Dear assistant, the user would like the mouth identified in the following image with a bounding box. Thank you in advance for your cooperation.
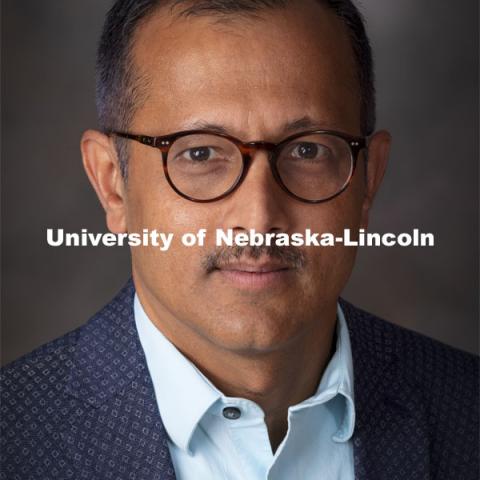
[213,260,292,289]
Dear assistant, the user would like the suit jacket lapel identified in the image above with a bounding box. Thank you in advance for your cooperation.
[341,299,430,480]
[63,280,176,480]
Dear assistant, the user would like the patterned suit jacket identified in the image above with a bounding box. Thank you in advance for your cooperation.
[1,280,478,479]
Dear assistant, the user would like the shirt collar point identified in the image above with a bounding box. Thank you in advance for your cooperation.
[332,429,351,443]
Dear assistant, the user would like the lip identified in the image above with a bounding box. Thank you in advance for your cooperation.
[214,261,292,289]
[218,261,289,273]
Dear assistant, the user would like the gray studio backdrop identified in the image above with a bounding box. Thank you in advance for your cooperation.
[2,0,478,364]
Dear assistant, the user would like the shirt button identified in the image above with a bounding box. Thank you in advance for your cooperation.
[222,406,241,420]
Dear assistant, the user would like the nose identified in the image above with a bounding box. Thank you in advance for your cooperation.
[219,149,291,235]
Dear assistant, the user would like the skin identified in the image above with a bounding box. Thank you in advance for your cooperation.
[82,0,390,452]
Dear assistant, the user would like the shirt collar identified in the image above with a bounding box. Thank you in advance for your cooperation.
[288,304,355,442]
[134,295,355,452]
[134,294,222,454]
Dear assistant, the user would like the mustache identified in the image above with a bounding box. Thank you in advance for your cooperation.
[202,244,307,273]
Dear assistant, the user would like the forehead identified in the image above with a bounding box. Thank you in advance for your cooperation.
[130,1,360,137]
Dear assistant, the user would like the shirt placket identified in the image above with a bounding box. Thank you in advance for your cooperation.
[221,399,274,480]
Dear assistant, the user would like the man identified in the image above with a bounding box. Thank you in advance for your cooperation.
[1,0,478,479]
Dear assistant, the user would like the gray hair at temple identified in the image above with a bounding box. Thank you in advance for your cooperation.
[96,0,376,177]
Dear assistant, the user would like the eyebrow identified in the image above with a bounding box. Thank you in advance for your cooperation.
[183,115,335,140]
[282,116,328,133]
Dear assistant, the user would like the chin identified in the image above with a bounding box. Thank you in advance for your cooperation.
[203,307,307,354]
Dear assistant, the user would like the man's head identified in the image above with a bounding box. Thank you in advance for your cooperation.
[82,0,390,356]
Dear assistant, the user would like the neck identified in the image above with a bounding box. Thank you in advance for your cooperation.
[135,279,337,453]
[194,334,336,451]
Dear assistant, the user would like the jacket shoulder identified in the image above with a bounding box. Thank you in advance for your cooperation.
[341,299,479,478]
[340,298,478,386]
[1,328,81,426]
[1,326,80,393]
[0,327,83,478]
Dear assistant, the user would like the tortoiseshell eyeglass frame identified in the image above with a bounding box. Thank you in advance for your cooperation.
[110,128,368,204]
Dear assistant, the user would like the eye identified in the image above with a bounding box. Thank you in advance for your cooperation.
[290,142,330,160]
[185,146,213,162]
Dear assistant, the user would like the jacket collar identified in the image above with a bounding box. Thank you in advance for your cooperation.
[340,299,430,479]
[64,279,177,479]
[65,278,144,406]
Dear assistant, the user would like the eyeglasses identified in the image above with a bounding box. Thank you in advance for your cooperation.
[111,128,367,203]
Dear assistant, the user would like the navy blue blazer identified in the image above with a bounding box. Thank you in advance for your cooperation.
[1,280,478,479]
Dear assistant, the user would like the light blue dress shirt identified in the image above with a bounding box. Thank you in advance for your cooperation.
[134,295,355,480]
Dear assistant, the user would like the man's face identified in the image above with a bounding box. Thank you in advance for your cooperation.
[93,1,387,353]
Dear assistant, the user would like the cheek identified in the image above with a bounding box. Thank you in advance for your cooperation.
[125,153,213,295]
[298,180,365,300]
[304,242,357,300]
[298,175,365,236]
[126,147,207,233]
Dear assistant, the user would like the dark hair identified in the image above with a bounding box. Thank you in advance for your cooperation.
[96,0,375,176]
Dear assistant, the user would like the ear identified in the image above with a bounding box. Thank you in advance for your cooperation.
[81,129,127,233]
[360,130,391,228]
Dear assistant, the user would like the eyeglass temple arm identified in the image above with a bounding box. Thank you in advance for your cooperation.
[110,131,157,146]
